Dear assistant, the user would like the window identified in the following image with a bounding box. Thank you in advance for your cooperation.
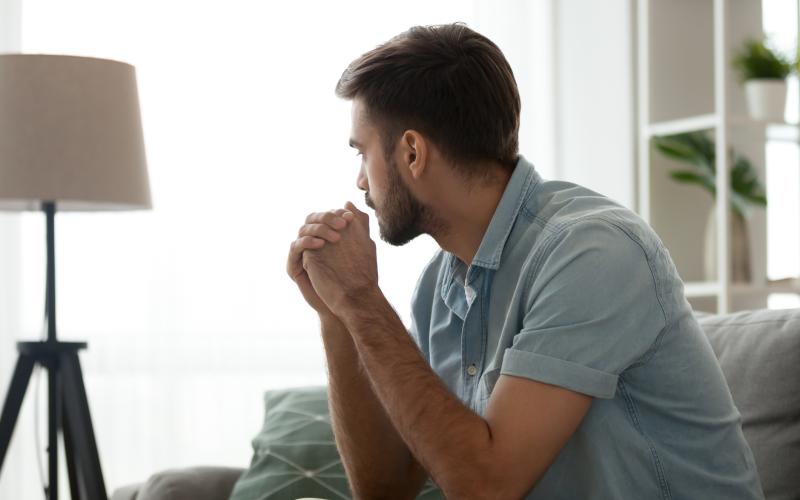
[9,0,554,493]
[763,0,800,309]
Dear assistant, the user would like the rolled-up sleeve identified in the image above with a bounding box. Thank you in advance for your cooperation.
[502,220,667,399]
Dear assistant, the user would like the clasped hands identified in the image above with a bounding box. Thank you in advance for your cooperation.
[286,201,380,320]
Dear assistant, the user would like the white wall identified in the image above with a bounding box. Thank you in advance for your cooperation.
[0,1,34,499]
[473,0,558,180]
[0,0,21,51]
[555,0,637,208]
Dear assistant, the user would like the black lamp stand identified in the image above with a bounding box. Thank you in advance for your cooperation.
[0,202,107,500]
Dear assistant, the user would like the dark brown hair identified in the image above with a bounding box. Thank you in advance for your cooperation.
[335,23,521,174]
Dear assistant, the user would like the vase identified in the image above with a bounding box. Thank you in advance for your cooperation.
[703,207,751,283]
[744,79,787,122]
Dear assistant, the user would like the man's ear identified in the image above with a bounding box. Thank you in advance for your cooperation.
[401,130,427,180]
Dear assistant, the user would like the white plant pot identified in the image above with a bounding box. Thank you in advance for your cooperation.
[744,79,787,122]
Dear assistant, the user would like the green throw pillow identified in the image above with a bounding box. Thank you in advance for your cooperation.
[229,386,444,500]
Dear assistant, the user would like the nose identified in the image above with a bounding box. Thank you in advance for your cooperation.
[356,163,368,192]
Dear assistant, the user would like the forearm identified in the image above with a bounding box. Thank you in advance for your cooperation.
[338,293,496,497]
[319,314,426,498]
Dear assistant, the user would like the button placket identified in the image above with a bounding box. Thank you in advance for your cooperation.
[461,268,484,395]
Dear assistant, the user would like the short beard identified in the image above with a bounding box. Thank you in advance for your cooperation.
[368,157,442,246]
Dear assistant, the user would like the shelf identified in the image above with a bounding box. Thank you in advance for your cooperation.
[644,114,800,142]
[643,114,719,138]
[731,278,800,296]
[684,281,721,298]
[637,0,794,314]
[684,278,800,298]
[728,116,800,142]
[766,123,800,143]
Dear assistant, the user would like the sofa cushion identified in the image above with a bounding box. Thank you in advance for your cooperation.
[697,308,800,500]
[229,386,442,500]
[134,466,244,500]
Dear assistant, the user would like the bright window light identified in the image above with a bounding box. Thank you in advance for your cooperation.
[15,0,553,493]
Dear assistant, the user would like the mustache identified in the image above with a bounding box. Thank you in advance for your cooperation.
[365,193,375,209]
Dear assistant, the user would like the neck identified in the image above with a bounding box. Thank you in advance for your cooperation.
[430,169,512,266]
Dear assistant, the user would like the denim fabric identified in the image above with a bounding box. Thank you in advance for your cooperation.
[409,156,764,499]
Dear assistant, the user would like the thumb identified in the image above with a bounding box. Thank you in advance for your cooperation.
[344,201,368,219]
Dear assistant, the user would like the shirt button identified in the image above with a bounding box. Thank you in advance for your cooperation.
[467,364,478,376]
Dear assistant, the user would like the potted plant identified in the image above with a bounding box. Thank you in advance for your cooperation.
[653,132,767,282]
[732,37,792,121]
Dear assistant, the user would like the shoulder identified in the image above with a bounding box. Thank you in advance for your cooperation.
[548,215,650,256]
[523,177,659,268]
[521,213,662,309]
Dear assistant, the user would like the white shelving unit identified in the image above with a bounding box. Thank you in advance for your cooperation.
[637,0,800,313]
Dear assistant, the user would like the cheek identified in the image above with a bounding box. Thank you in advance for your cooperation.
[365,161,387,196]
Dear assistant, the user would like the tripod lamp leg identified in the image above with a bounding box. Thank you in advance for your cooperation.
[0,353,36,473]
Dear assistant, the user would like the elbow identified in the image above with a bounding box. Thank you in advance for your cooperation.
[350,482,416,500]
[348,462,427,500]
[434,462,528,500]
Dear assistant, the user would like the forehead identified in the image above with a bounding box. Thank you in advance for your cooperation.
[350,99,376,142]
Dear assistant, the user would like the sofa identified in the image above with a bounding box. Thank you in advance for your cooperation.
[111,307,800,500]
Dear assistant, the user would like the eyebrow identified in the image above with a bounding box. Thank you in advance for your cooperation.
[349,138,363,149]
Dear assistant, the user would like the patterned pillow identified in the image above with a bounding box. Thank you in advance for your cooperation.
[229,386,443,500]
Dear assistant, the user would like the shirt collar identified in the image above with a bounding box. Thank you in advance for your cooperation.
[467,154,539,270]
[439,155,540,304]
[469,155,539,270]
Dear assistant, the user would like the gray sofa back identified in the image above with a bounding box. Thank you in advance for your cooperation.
[698,308,800,500]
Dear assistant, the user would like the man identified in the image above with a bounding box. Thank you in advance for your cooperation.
[286,23,763,499]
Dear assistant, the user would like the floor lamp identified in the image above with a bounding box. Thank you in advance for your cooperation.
[0,54,151,500]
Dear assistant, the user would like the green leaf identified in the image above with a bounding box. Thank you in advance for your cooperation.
[655,131,768,211]
[732,37,792,82]
[669,170,716,197]
[654,133,715,175]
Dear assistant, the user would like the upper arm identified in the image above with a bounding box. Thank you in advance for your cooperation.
[504,220,666,398]
[484,374,592,498]
[479,220,665,496]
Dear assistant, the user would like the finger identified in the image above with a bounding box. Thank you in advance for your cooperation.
[323,209,350,228]
[295,235,326,249]
[344,201,369,224]
[344,201,367,217]
[305,211,349,229]
[334,208,355,221]
[288,237,325,276]
[298,223,341,242]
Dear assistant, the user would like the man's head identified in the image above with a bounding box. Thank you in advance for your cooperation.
[336,23,521,245]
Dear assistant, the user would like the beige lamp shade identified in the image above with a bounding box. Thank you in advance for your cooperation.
[0,54,151,211]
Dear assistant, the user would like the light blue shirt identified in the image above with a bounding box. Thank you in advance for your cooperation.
[409,156,764,499]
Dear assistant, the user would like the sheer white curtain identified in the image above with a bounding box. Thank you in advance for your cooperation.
[0,1,33,499]
[2,0,555,496]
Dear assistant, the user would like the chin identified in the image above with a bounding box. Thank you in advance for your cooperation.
[379,223,420,247]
